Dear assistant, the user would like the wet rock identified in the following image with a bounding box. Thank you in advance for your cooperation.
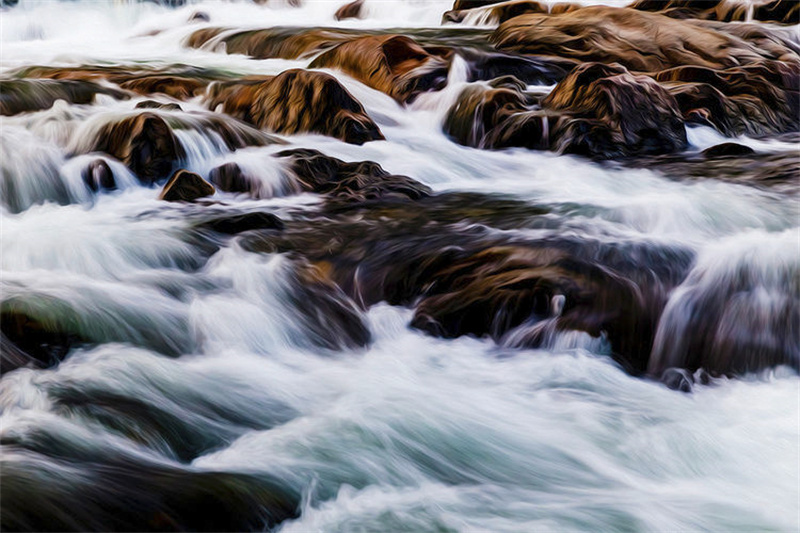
[276,148,432,202]
[444,0,548,25]
[208,162,257,194]
[135,100,183,111]
[242,192,692,373]
[186,27,354,60]
[457,47,571,85]
[0,311,81,370]
[702,142,755,158]
[660,368,694,392]
[92,112,185,184]
[490,6,798,72]
[544,63,687,158]
[120,75,207,99]
[309,34,451,103]
[0,79,126,116]
[0,333,44,374]
[453,0,503,9]
[286,260,372,350]
[159,169,215,202]
[443,82,550,150]
[207,69,384,144]
[648,243,800,377]
[624,149,800,195]
[81,159,116,192]
[335,0,364,20]
[630,0,799,25]
[199,212,284,234]
[654,62,800,137]
[189,10,210,22]
[2,445,300,532]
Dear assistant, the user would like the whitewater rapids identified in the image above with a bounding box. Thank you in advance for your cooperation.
[1,0,798,531]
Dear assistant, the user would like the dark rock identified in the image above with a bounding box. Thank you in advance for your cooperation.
[660,368,694,392]
[186,27,354,60]
[702,142,755,158]
[0,311,80,370]
[208,162,256,194]
[242,192,692,374]
[199,212,284,234]
[544,63,687,158]
[91,112,185,184]
[276,148,432,202]
[189,10,211,22]
[135,100,183,111]
[81,159,116,192]
[207,69,383,145]
[309,34,451,103]
[457,47,572,85]
[0,79,127,116]
[334,0,364,20]
[443,83,551,150]
[159,169,215,202]
[654,62,800,137]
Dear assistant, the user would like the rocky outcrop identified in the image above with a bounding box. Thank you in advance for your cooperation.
[91,112,185,184]
[543,63,687,158]
[654,62,800,137]
[159,169,215,202]
[309,35,451,103]
[186,27,355,60]
[445,63,687,158]
[490,6,798,72]
[207,69,384,144]
[277,148,432,202]
[0,79,127,116]
[630,0,799,25]
[242,192,693,374]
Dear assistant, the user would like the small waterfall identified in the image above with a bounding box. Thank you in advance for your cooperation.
[649,228,800,377]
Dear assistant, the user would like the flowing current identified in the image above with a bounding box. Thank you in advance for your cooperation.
[1,1,799,531]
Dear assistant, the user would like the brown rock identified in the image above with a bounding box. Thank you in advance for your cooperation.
[309,34,451,103]
[91,112,185,184]
[0,79,126,116]
[490,6,796,72]
[207,69,383,144]
[334,0,364,20]
[158,169,215,202]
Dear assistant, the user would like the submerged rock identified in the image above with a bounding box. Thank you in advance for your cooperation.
[207,69,384,144]
[135,100,183,111]
[198,212,284,234]
[702,142,756,158]
[309,34,451,103]
[81,159,116,192]
[276,148,432,202]
[0,79,126,116]
[159,169,215,202]
[208,162,256,194]
[0,311,82,371]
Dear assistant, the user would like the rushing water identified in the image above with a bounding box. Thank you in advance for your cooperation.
[1,1,799,531]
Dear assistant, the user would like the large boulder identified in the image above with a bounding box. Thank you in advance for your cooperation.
[207,69,384,144]
[309,34,451,103]
[490,6,795,72]
[543,62,687,158]
[159,169,215,202]
[91,112,185,184]
[654,62,800,136]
